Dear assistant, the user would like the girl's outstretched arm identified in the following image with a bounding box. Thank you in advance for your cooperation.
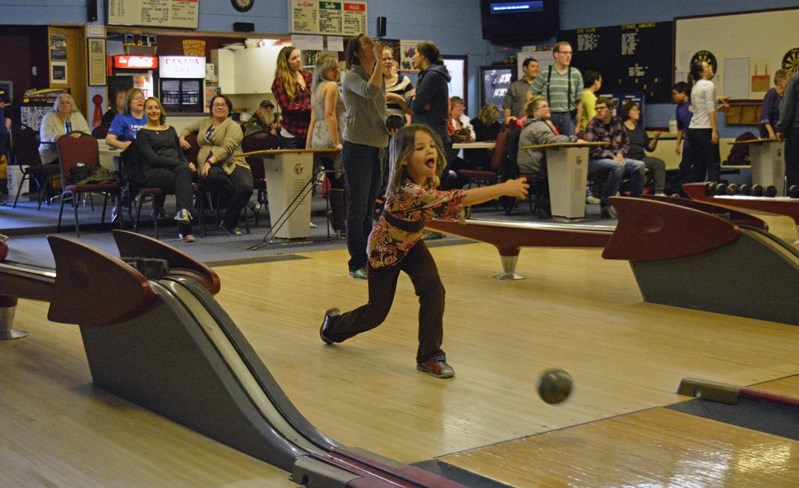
[462,177,529,206]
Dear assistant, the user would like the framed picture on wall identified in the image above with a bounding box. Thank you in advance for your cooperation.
[88,38,107,86]
[51,62,68,84]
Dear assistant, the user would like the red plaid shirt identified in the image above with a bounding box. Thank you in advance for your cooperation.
[271,71,312,139]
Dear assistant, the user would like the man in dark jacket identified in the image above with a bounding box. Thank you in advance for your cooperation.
[777,71,799,188]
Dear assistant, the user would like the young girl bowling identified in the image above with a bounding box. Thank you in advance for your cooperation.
[319,124,529,378]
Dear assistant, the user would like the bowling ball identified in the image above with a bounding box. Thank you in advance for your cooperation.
[789,185,799,198]
[738,184,751,196]
[726,183,739,195]
[764,185,778,198]
[751,184,764,197]
[714,183,727,195]
[537,368,574,405]
[704,182,716,196]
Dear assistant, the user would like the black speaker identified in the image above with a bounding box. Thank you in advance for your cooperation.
[87,0,98,21]
[377,16,387,38]
[233,22,255,32]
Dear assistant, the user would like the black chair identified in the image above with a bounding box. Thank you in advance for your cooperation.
[118,145,167,238]
[456,128,506,189]
[10,125,60,209]
[56,133,120,237]
[241,131,278,226]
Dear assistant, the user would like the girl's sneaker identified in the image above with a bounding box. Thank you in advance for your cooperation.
[417,355,454,378]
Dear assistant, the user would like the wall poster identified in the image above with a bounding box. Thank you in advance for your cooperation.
[88,38,107,86]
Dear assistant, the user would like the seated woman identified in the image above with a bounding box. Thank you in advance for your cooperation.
[448,96,475,143]
[101,88,127,128]
[621,101,667,195]
[106,88,147,151]
[464,103,502,169]
[179,94,253,236]
[38,93,91,167]
[517,96,578,176]
[134,97,197,242]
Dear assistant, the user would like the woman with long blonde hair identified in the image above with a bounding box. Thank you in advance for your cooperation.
[271,46,312,149]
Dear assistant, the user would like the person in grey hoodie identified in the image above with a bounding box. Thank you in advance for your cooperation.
[517,96,578,176]
[341,34,388,279]
[777,71,799,188]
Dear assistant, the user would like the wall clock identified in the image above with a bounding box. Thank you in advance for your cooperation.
[231,0,254,13]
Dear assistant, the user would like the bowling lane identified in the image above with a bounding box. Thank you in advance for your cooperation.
[212,243,799,467]
[438,407,799,486]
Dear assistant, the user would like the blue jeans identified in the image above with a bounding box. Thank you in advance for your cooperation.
[279,134,305,150]
[550,112,576,137]
[588,157,645,206]
[342,141,383,272]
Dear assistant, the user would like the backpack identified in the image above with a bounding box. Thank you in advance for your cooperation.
[725,131,756,165]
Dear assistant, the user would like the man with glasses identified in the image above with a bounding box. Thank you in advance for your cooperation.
[582,97,645,219]
[528,42,582,137]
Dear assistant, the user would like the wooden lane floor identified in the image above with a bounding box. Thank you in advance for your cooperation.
[440,406,799,486]
[3,238,799,486]
[216,243,799,481]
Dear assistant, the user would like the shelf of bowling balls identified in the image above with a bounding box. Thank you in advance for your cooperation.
[682,182,799,226]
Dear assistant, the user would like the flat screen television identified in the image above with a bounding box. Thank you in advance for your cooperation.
[479,65,515,123]
[480,0,559,43]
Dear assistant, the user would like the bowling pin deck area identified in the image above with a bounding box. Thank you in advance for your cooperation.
[2,196,799,486]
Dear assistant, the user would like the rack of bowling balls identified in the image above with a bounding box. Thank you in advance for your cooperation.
[704,182,799,198]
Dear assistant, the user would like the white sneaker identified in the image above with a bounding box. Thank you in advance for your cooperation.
[586,195,601,205]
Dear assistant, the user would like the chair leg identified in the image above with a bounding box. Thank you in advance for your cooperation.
[57,193,67,233]
[152,197,160,239]
[134,196,144,233]
[12,173,29,208]
[73,192,81,237]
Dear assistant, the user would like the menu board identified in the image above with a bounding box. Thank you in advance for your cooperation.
[289,0,367,36]
[561,21,673,103]
[107,0,199,29]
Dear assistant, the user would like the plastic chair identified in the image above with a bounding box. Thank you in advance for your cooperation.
[55,132,120,236]
[10,126,60,209]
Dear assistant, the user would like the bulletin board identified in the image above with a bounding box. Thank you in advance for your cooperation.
[675,7,799,100]
[561,22,673,103]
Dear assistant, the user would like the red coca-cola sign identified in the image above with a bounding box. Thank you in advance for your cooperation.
[113,55,158,70]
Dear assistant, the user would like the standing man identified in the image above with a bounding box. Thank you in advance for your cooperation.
[529,41,582,136]
[577,70,602,136]
[777,70,799,189]
[582,97,645,218]
[503,57,538,125]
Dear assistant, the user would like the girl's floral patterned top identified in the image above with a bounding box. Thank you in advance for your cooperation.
[368,181,466,269]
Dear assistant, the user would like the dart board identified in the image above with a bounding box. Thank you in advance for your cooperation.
[690,50,717,72]
[782,48,799,74]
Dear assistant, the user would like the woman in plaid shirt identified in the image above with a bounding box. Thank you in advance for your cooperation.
[271,46,312,149]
